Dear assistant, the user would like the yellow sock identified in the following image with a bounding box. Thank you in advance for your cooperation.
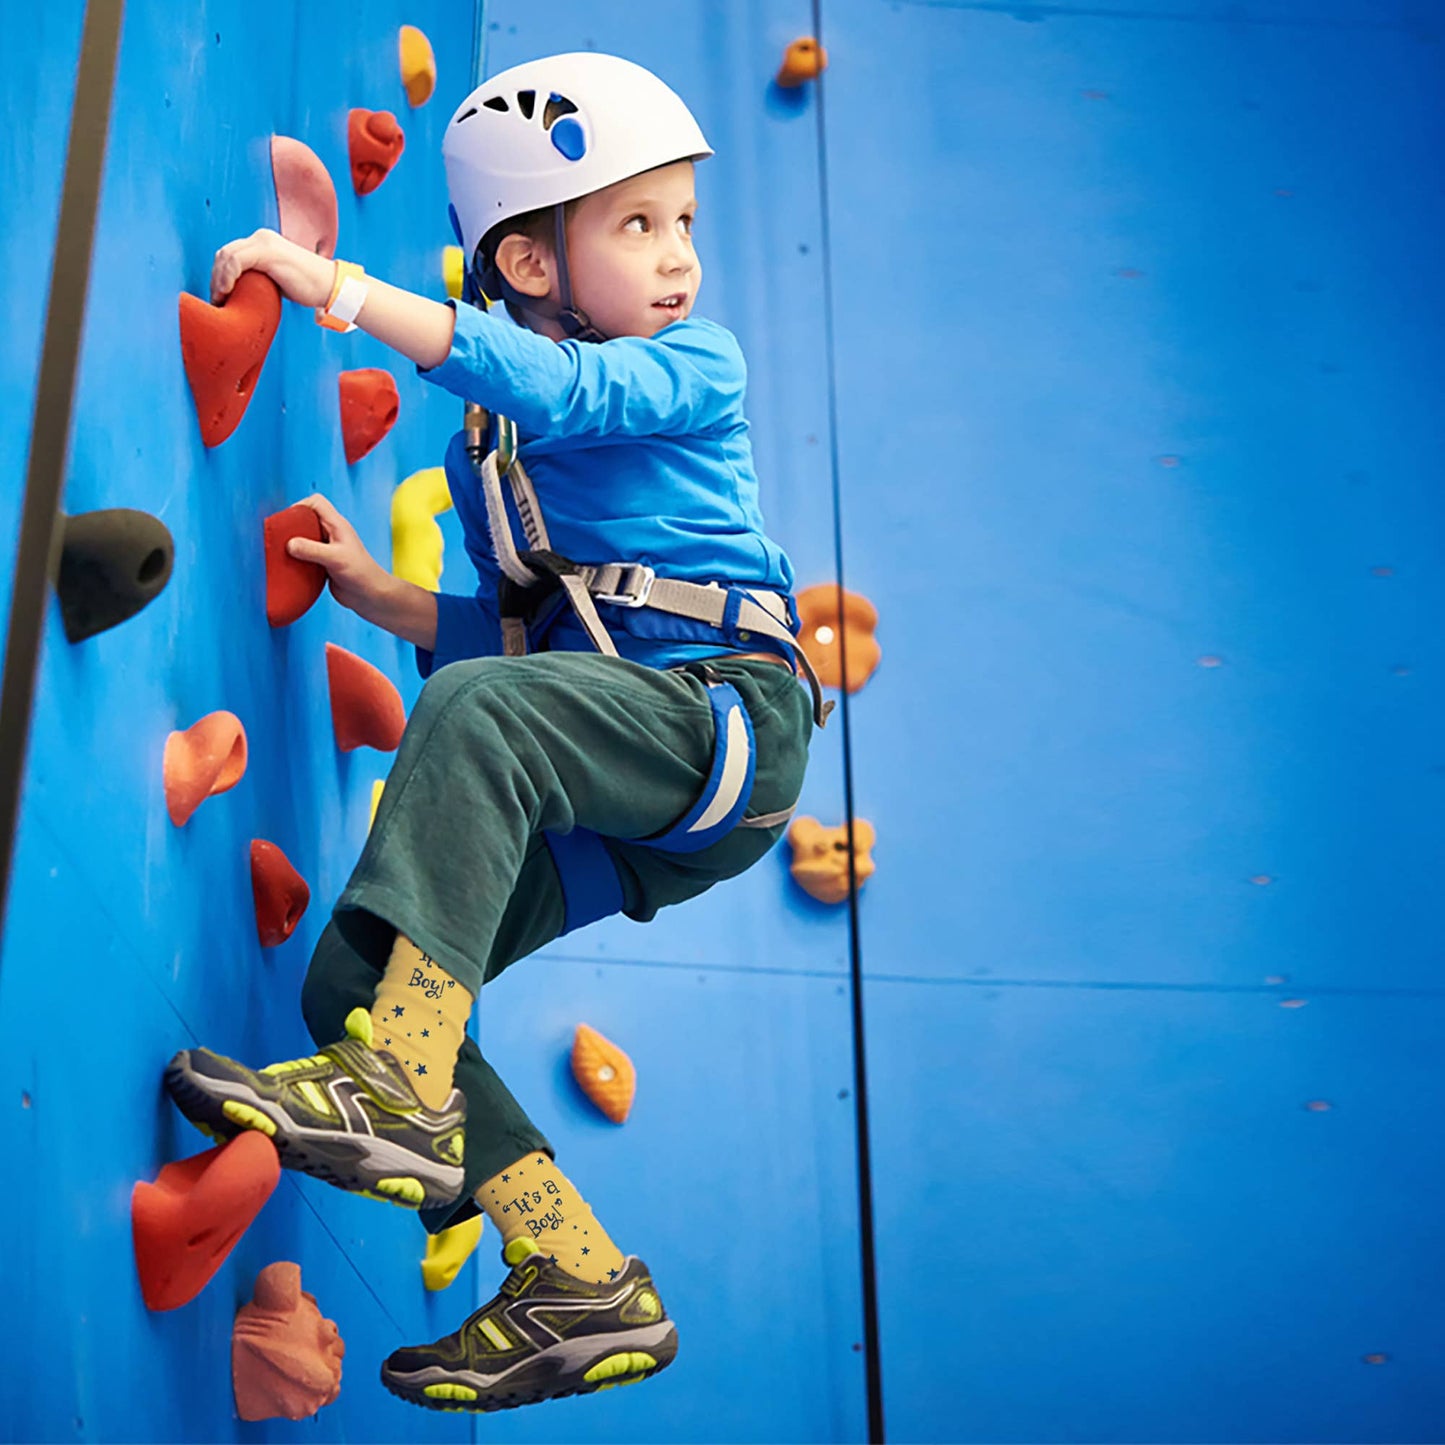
[476,1153,627,1286]
[368,935,473,1110]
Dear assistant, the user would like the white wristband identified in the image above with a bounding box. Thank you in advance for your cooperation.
[328,275,370,330]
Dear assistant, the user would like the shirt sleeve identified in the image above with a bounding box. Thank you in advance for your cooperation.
[413,586,504,679]
[418,302,745,439]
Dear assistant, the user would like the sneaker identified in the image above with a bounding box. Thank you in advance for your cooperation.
[162,1007,466,1210]
[380,1237,678,1412]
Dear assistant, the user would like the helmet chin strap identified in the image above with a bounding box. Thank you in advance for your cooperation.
[475,204,607,343]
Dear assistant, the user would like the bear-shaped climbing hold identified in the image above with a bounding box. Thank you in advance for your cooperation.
[794,584,881,693]
[232,1261,345,1421]
[132,1132,280,1311]
[399,25,436,107]
[179,270,282,447]
[270,136,338,259]
[263,503,327,627]
[325,643,406,752]
[348,109,405,195]
[776,37,828,87]
[57,507,174,643]
[391,466,453,590]
[571,1023,637,1124]
[250,840,311,948]
[164,711,248,826]
[786,816,876,905]
[422,1214,483,1291]
[339,368,400,465]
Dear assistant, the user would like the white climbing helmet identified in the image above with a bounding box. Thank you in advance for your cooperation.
[443,52,713,274]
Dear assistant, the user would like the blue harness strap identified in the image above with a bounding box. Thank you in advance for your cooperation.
[541,679,758,934]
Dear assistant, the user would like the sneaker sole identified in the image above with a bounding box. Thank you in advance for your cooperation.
[163,1055,464,1211]
[380,1322,679,1413]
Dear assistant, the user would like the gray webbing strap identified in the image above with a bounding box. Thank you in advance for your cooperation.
[739,806,797,830]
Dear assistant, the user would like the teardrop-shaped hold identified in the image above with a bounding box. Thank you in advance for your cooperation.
[398,25,436,107]
[570,1023,637,1124]
[250,840,311,947]
[421,1214,482,1291]
[57,508,174,643]
[131,1132,280,1311]
[348,109,405,196]
[391,466,453,590]
[326,643,405,752]
[270,136,339,259]
[339,368,400,464]
[776,37,828,88]
[795,584,882,693]
[233,1262,345,1421]
[263,503,327,627]
[164,711,248,826]
[179,270,283,447]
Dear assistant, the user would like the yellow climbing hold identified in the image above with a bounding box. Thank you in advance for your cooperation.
[369,779,385,830]
[443,245,463,300]
[391,466,453,590]
[399,26,436,107]
[422,1214,484,1290]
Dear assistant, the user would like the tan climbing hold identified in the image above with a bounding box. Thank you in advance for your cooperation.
[422,1214,483,1290]
[776,37,828,88]
[232,1261,344,1421]
[269,136,338,259]
[391,466,453,591]
[571,1024,636,1124]
[399,25,437,107]
[164,712,248,826]
[795,584,882,693]
[786,816,876,905]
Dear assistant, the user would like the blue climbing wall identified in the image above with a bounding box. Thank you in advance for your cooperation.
[7,0,1445,1441]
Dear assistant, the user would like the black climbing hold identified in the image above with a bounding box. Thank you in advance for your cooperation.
[57,508,174,643]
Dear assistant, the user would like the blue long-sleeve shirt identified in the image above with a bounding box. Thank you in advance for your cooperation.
[412,301,796,676]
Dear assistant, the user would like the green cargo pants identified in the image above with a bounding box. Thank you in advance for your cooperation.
[298,649,814,1232]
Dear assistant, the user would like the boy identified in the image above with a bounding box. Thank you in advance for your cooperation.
[164,52,825,1413]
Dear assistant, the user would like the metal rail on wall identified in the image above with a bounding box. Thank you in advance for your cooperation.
[0,0,127,965]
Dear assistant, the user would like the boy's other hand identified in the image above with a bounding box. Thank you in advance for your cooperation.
[211,228,333,309]
[286,494,395,617]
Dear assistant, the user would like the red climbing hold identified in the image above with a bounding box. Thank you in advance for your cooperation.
[348,109,405,195]
[131,1132,281,1311]
[164,711,248,826]
[263,503,327,627]
[339,368,400,464]
[326,643,406,752]
[270,135,339,259]
[233,1261,345,1420]
[250,840,311,947]
[178,270,282,447]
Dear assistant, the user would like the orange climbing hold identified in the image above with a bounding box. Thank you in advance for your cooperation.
[269,136,338,258]
[795,584,882,693]
[250,840,311,947]
[399,25,437,107]
[570,1023,637,1124]
[263,503,327,627]
[348,108,405,195]
[776,37,828,87]
[339,368,400,464]
[164,711,248,826]
[326,643,406,752]
[131,1132,281,1311]
[179,270,282,447]
[787,816,876,904]
[232,1261,345,1421]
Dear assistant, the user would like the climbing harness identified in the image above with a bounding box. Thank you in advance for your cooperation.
[463,404,831,935]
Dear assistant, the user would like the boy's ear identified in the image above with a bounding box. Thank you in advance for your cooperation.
[493,233,553,298]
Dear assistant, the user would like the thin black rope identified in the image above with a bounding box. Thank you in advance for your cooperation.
[0,0,127,964]
[808,4,886,1438]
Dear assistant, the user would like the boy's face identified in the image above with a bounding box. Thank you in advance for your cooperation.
[563,161,701,339]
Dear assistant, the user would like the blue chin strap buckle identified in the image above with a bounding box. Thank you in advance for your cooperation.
[542,679,758,935]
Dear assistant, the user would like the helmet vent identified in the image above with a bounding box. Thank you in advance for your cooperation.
[482,96,508,113]
[455,106,479,123]
[516,89,536,120]
[543,94,579,129]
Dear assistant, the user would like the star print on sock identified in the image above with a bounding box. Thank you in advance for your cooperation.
[415,1064,427,1077]
[608,1268,619,1280]
[501,1174,510,1183]
[421,1028,430,1038]
[391,1005,405,1018]
[581,1246,590,1256]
